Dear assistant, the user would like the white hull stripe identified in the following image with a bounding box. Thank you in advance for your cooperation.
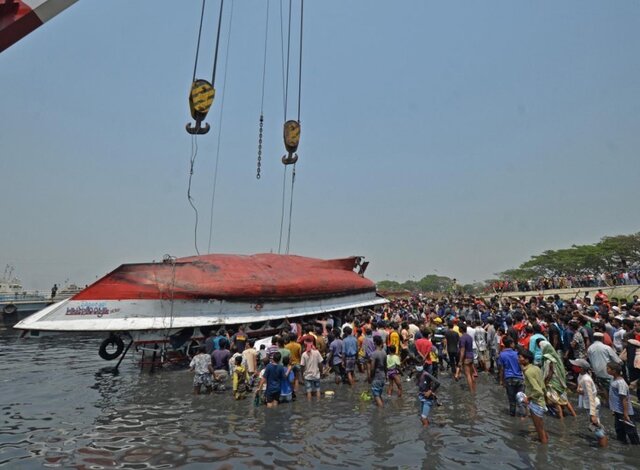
[15,293,388,332]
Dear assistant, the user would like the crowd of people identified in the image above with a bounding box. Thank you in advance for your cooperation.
[189,290,640,446]
[490,271,640,293]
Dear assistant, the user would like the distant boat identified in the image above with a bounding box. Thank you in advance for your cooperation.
[0,265,82,323]
[0,265,48,319]
[15,253,386,363]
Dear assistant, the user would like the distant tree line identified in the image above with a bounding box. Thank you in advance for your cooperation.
[376,275,483,295]
[498,232,640,279]
[376,232,640,294]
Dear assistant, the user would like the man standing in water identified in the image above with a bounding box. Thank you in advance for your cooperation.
[443,321,459,373]
[328,330,345,384]
[255,351,286,408]
[342,326,358,386]
[519,349,548,444]
[607,362,639,445]
[415,326,434,374]
[369,335,387,407]
[455,324,476,393]
[189,346,214,395]
[570,358,608,447]
[285,334,302,397]
[498,337,524,417]
[242,339,259,380]
[417,365,441,427]
[300,339,323,400]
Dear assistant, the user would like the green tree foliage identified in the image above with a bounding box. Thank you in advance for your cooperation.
[377,233,640,291]
[460,283,484,294]
[499,268,539,280]
[502,232,640,278]
[417,275,454,293]
[598,233,640,268]
[376,280,402,291]
[376,274,455,294]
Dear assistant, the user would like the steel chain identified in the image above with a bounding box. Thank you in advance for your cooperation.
[257,114,263,179]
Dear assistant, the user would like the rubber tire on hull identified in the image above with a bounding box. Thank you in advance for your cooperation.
[99,335,125,361]
[3,304,17,315]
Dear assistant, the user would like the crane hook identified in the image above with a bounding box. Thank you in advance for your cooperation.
[281,120,300,165]
[186,79,215,135]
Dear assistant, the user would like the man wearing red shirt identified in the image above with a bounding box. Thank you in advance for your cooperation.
[298,324,316,348]
[415,327,433,373]
[518,325,533,350]
[595,289,609,303]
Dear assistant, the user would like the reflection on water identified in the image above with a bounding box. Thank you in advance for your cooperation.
[1,328,639,469]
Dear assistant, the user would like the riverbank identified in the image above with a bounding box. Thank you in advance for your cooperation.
[480,284,640,302]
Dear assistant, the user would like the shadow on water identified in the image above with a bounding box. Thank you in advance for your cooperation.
[1,329,639,469]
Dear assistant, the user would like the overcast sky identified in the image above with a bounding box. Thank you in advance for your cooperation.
[1,0,639,290]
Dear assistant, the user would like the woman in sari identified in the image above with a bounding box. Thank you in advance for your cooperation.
[539,339,577,418]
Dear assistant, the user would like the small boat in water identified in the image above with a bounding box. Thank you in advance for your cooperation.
[0,265,49,319]
[1,265,83,323]
[15,253,386,364]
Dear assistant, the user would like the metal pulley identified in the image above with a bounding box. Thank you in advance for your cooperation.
[186,79,215,135]
[281,120,300,165]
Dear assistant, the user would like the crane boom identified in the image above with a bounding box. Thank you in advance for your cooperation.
[0,0,78,53]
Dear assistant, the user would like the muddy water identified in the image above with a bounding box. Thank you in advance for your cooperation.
[1,329,638,469]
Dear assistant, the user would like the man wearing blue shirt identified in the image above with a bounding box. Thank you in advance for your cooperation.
[498,337,524,416]
[342,326,358,386]
[255,351,287,408]
[328,331,345,384]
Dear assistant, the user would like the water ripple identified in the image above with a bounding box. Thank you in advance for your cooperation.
[1,330,640,468]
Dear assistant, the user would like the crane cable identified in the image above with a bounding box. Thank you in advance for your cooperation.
[186,0,208,255]
[279,0,287,120]
[285,164,296,254]
[207,0,235,254]
[279,0,303,254]
[283,0,293,120]
[257,0,271,180]
[276,0,292,254]
[297,0,303,124]
[210,0,225,88]
[191,0,207,83]
[187,0,226,255]
[286,0,303,255]
[187,135,200,255]
[277,165,287,254]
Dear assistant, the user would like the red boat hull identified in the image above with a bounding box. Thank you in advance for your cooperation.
[15,254,386,332]
[73,254,375,302]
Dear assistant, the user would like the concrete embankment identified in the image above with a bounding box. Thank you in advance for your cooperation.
[480,284,640,302]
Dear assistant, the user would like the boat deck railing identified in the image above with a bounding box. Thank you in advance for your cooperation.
[0,290,81,302]
[0,291,48,302]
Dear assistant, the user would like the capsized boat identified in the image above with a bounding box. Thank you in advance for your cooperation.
[15,253,387,363]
